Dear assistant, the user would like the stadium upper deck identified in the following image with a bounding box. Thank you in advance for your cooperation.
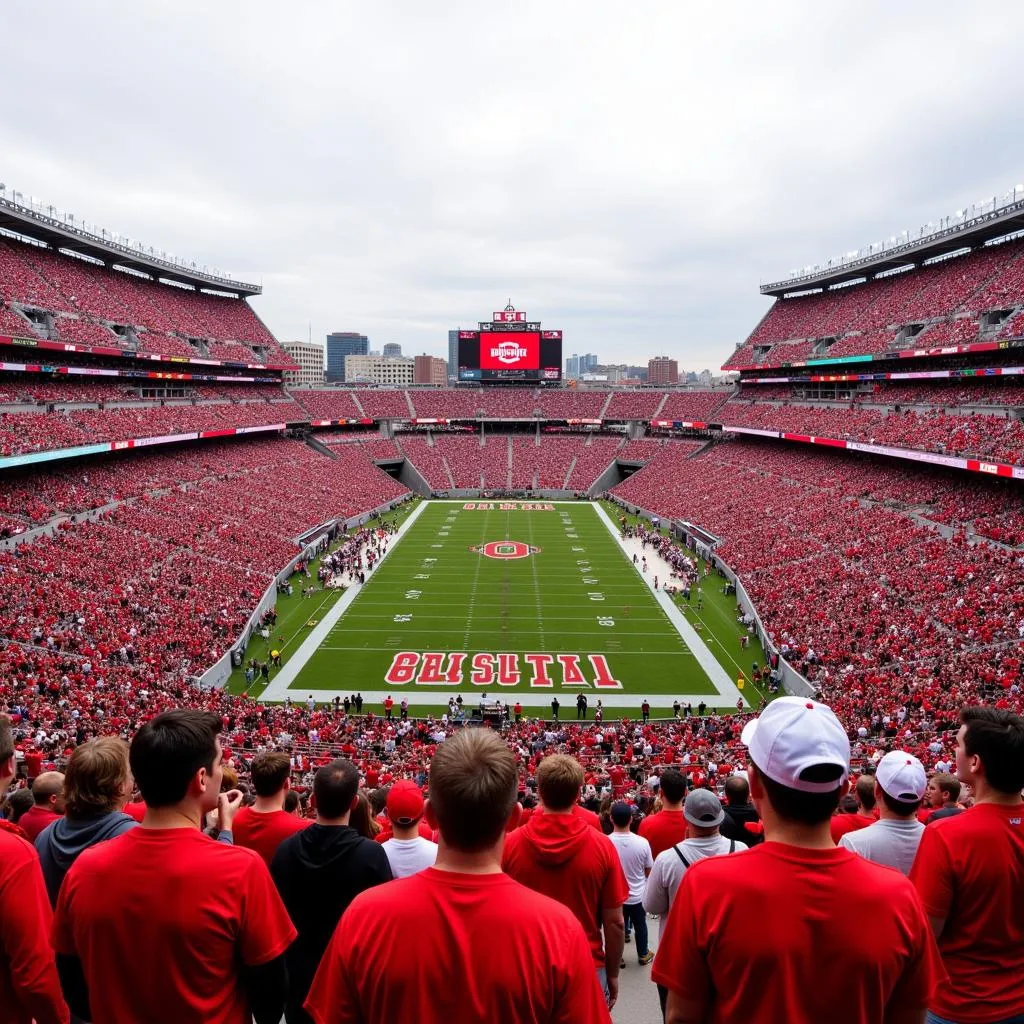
[728,195,1024,372]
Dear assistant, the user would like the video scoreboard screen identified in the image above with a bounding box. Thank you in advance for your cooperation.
[458,307,562,382]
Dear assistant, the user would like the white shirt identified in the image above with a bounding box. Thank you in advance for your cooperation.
[644,834,748,939]
[839,818,924,876]
[608,830,653,904]
[381,836,438,879]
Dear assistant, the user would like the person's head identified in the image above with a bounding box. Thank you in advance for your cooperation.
[742,697,850,828]
[349,789,380,838]
[5,787,34,823]
[874,751,926,817]
[63,737,132,818]
[426,728,517,852]
[723,774,750,807]
[283,790,300,816]
[387,780,425,830]
[925,772,960,808]
[536,754,584,812]
[129,709,223,812]
[250,751,292,799]
[854,775,876,812]
[220,764,239,793]
[31,771,66,814]
[659,768,687,807]
[0,715,15,791]
[610,801,633,831]
[313,759,360,821]
[956,706,1024,797]
[369,786,389,816]
[684,789,725,837]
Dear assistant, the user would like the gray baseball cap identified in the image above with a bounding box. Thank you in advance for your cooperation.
[684,788,725,828]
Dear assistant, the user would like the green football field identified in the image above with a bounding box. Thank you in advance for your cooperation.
[255,500,753,710]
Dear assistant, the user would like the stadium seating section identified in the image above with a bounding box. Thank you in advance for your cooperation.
[725,236,1024,368]
[0,237,294,365]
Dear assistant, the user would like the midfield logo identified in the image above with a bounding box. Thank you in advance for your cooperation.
[470,540,541,559]
[384,651,622,689]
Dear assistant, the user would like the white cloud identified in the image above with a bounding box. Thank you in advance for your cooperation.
[2,0,1023,369]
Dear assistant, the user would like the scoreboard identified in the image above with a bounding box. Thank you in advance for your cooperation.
[458,305,562,383]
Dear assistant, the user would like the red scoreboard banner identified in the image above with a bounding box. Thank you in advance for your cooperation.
[479,331,541,370]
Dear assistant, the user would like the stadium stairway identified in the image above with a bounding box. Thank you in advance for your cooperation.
[404,390,416,417]
[349,391,367,416]
[506,436,513,489]
[562,456,577,489]
[441,455,457,489]
[304,434,338,460]
[598,391,614,418]
[652,391,670,417]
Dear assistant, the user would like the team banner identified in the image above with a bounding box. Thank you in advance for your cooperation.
[479,331,541,371]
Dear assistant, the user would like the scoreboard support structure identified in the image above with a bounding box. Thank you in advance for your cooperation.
[458,301,562,384]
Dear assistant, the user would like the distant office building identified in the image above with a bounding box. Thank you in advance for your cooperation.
[448,330,460,382]
[325,332,369,382]
[382,343,403,357]
[345,354,414,386]
[648,357,679,387]
[414,355,447,386]
[281,342,324,386]
[581,353,599,371]
[565,354,580,378]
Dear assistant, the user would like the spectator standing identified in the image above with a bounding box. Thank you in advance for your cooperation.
[608,801,655,967]
[0,714,69,1024]
[52,710,295,1024]
[652,696,944,1024]
[233,750,311,865]
[19,771,65,842]
[922,772,964,824]
[35,737,137,907]
[639,768,688,859]
[911,707,1024,1024]
[719,773,763,847]
[645,789,747,1018]
[829,773,877,844]
[839,751,926,876]
[503,754,628,1010]
[305,730,608,1023]
[380,780,438,878]
[270,759,392,1024]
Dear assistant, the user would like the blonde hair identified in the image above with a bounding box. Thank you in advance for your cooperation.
[63,738,131,817]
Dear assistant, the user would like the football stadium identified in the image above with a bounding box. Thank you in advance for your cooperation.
[2,5,1023,1024]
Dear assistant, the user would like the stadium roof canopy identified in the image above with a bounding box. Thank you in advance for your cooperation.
[0,193,261,297]
[762,192,1024,298]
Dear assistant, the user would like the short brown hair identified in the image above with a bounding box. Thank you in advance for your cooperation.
[428,729,517,851]
[854,774,876,811]
[64,738,131,817]
[536,754,584,812]
[250,751,292,797]
[933,772,960,802]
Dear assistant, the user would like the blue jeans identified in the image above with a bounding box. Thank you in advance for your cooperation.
[623,901,649,957]
[595,968,611,1009]
[927,1015,1024,1024]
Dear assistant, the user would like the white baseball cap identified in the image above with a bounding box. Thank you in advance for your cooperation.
[741,696,850,793]
[875,751,927,802]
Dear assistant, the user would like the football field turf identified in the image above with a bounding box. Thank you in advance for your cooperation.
[260,500,744,710]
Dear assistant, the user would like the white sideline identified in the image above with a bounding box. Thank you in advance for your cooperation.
[590,503,747,708]
[259,501,429,701]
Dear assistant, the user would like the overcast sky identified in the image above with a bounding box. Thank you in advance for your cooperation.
[3,1,1024,370]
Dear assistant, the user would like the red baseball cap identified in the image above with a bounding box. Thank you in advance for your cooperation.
[387,780,424,825]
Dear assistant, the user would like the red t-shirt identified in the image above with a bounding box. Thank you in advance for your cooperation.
[17,805,61,843]
[24,752,42,778]
[639,809,687,859]
[232,807,312,865]
[573,804,602,831]
[910,801,1024,1023]
[829,812,875,844]
[122,801,146,822]
[53,827,296,1024]
[305,868,609,1024]
[652,842,944,1024]
[0,830,68,1024]
[503,812,629,968]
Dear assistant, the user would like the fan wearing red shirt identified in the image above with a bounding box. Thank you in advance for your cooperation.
[829,774,878,843]
[233,750,311,865]
[0,715,69,1024]
[18,771,65,843]
[52,710,296,1024]
[638,768,688,858]
[503,754,629,1011]
[910,706,1024,1024]
[653,697,944,1024]
[305,729,608,1024]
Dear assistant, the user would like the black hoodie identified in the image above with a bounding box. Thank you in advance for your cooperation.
[35,811,137,907]
[720,802,764,847]
[270,823,392,1021]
